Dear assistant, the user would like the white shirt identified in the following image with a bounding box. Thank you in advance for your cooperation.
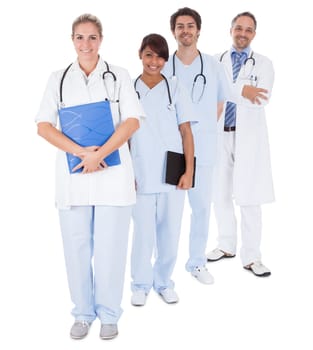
[36,58,145,208]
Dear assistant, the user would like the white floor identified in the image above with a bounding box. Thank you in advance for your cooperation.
[2,192,311,350]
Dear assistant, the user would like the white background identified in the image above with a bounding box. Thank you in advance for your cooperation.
[1,0,312,349]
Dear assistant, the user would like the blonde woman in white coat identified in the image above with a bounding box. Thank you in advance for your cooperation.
[206,12,274,277]
[36,14,144,340]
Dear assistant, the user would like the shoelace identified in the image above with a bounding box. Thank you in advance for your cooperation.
[75,321,89,328]
[196,266,208,272]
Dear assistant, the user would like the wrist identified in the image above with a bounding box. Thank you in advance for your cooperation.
[72,145,84,155]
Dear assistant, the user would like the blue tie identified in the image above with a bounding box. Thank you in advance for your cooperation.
[224,52,244,128]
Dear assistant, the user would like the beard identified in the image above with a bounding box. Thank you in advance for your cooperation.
[234,36,250,49]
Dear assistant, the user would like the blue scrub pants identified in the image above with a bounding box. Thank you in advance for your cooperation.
[59,205,131,324]
[131,190,185,293]
[185,164,214,271]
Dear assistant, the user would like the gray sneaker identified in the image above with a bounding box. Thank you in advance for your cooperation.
[100,324,118,340]
[70,321,91,339]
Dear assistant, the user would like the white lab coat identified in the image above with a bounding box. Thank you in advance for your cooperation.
[217,50,275,205]
[36,59,144,208]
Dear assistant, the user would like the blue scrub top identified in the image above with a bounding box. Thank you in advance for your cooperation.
[130,78,196,194]
[163,53,229,165]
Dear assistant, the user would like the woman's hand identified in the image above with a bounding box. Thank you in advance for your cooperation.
[72,146,107,173]
[177,172,193,190]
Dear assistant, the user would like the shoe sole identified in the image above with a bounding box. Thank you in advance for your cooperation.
[70,333,89,340]
[191,275,214,285]
[100,333,118,340]
[207,254,236,262]
[161,299,179,304]
[131,302,146,306]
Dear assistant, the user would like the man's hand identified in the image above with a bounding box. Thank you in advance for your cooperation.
[242,85,268,105]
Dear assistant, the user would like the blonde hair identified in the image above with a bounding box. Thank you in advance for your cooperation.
[72,13,103,38]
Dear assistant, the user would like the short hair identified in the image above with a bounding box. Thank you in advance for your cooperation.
[139,33,169,61]
[170,7,202,32]
[72,13,103,38]
[231,11,257,30]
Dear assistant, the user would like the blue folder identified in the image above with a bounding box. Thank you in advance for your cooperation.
[58,100,121,173]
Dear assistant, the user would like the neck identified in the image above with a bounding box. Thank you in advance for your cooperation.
[141,72,163,88]
[175,45,199,65]
[78,56,99,76]
[233,45,250,53]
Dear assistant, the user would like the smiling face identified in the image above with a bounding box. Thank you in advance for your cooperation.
[172,15,200,48]
[140,46,166,76]
[72,21,103,64]
[230,15,256,51]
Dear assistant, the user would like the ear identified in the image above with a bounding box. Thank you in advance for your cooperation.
[138,50,142,59]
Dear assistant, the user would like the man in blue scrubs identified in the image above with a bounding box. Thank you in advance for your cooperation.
[163,7,228,284]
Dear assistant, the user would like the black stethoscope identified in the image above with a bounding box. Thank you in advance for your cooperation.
[134,73,174,111]
[220,50,255,80]
[59,60,119,106]
[172,50,206,103]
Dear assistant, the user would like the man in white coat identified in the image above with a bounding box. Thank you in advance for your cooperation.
[206,12,275,277]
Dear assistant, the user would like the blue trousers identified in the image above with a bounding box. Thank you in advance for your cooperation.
[185,164,214,271]
[59,205,131,324]
[131,190,185,293]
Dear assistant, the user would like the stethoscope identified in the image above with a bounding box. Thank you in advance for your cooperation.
[59,60,119,106]
[102,61,119,103]
[172,50,206,103]
[220,50,256,83]
[134,73,174,111]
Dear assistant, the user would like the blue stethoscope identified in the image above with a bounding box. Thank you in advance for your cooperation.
[134,73,174,111]
[59,61,119,106]
[172,50,206,103]
[220,50,256,84]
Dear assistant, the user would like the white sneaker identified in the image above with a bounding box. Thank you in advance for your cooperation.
[244,261,271,277]
[159,288,179,304]
[131,290,147,306]
[191,266,214,284]
[206,248,235,262]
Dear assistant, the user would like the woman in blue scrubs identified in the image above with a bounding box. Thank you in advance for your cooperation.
[130,34,196,306]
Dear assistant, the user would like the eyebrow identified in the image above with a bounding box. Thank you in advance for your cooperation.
[176,21,196,26]
[234,25,254,30]
[74,33,99,37]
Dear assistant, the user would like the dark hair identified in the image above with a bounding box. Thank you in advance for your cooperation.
[139,33,169,61]
[231,11,257,30]
[170,7,202,32]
